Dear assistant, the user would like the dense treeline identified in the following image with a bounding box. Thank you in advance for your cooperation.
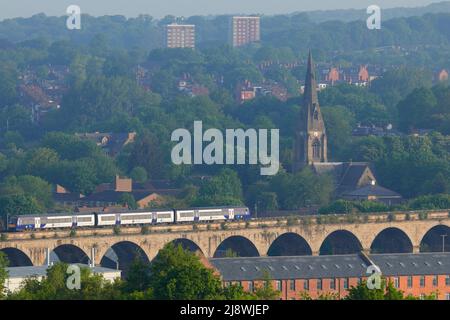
[1,12,450,66]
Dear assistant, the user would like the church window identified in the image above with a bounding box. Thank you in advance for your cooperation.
[312,139,321,160]
[313,109,319,120]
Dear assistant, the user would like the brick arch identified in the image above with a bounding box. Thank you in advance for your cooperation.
[319,229,363,255]
[213,235,260,258]
[98,239,150,275]
[420,223,450,252]
[0,247,33,266]
[267,232,312,256]
[370,227,413,254]
[52,243,90,264]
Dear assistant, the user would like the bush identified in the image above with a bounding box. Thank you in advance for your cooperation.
[141,226,149,235]
[113,225,121,235]
[319,200,354,215]
[409,194,450,210]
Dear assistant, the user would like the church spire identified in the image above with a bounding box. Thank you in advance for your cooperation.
[304,50,319,107]
[292,50,328,172]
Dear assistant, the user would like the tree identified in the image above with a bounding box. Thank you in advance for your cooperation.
[128,132,166,180]
[0,194,43,222]
[346,278,406,300]
[0,175,53,209]
[321,106,355,160]
[397,87,437,132]
[149,243,223,300]
[253,272,281,300]
[8,263,123,300]
[129,166,148,183]
[270,168,334,210]
[195,169,244,206]
[0,252,8,299]
[409,194,450,210]
[123,257,152,294]
[118,193,138,210]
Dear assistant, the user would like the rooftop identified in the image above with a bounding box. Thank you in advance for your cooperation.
[210,253,450,281]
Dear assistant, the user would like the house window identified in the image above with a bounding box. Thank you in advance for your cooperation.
[343,278,349,290]
[433,276,438,287]
[393,277,400,288]
[420,276,425,287]
[275,280,282,291]
[317,279,322,290]
[407,276,413,288]
[330,279,336,290]
[446,293,450,301]
[312,139,321,160]
[303,280,309,291]
[290,280,296,291]
[248,281,254,292]
[446,275,450,286]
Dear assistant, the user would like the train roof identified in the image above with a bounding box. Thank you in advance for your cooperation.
[11,212,95,218]
[95,208,174,214]
[175,206,249,211]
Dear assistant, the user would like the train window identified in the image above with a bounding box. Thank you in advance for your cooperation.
[121,214,151,220]
[77,217,93,222]
[179,212,194,217]
[47,218,72,223]
[19,218,35,225]
[100,216,116,221]
[157,213,172,218]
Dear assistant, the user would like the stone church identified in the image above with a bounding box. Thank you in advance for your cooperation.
[293,51,402,205]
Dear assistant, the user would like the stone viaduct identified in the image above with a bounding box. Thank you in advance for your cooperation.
[0,211,449,273]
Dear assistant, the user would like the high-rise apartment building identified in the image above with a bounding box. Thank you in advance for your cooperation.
[230,16,261,47]
[165,23,195,48]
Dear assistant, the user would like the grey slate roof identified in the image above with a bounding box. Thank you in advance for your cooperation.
[210,253,450,281]
[342,184,402,198]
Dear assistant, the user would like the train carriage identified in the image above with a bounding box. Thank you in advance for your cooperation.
[8,212,95,231]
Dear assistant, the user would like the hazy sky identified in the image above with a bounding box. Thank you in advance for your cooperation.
[0,0,445,20]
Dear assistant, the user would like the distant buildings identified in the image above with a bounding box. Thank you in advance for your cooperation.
[52,176,181,209]
[235,80,288,103]
[209,253,450,300]
[165,23,195,48]
[320,65,373,87]
[230,16,261,47]
[436,69,449,83]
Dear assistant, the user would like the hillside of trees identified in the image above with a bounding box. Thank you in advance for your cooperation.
[0,10,449,220]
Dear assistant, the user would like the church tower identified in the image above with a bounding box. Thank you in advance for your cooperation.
[293,50,328,172]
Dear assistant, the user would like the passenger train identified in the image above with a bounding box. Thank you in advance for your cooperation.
[6,206,250,232]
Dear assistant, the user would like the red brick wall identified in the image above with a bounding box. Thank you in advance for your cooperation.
[231,275,450,300]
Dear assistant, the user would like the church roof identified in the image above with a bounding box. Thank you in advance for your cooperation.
[312,162,372,188]
[342,184,402,198]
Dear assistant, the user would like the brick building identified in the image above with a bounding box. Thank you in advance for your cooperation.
[210,253,450,300]
[230,16,261,47]
[165,23,196,49]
